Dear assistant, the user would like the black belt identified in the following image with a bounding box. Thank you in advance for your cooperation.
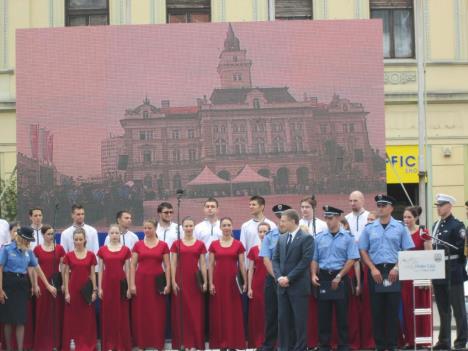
[375,263,396,269]
[319,269,341,275]
[4,271,27,278]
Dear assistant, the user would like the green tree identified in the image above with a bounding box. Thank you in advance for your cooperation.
[0,177,17,221]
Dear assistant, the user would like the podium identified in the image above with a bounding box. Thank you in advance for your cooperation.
[398,250,446,351]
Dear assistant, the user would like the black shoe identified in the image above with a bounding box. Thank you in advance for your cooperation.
[433,343,451,350]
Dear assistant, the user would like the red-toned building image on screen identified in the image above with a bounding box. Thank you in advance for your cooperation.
[16,20,385,227]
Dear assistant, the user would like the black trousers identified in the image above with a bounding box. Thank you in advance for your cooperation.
[317,271,349,351]
[368,267,400,351]
[277,291,309,351]
[434,283,467,348]
[262,275,278,350]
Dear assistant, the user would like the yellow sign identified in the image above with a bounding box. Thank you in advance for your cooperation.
[386,145,419,184]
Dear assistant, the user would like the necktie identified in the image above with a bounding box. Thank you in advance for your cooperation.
[286,233,292,253]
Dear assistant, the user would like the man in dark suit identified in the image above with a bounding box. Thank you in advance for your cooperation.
[273,209,314,351]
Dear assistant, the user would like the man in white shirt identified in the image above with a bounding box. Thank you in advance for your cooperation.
[194,197,222,251]
[104,210,139,249]
[345,190,369,242]
[299,196,327,236]
[156,202,179,250]
[240,195,277,260]
[29,207,45,249]
[60,204,99,254]
[0,218,10,246]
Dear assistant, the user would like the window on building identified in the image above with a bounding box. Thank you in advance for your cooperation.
[172,149,181,161]
[143,150,151,164]
[275,0,313,20]
[65,0,109,26]
[167,0,210,23]
[293,135,304,152]
[354,149,364,162]
[253,98,260,109]
[370,0,414,59]
[320,124,328,134]
[234,138,246,155]
[273,136,285,153]
[139,130,152,140]
[215,139,227,156]
[188,129,195,139]
[188,149,196,161]
[143,111,149,119]
[173,174,182,190]
[254,138,266,154]
[172,129,180,140]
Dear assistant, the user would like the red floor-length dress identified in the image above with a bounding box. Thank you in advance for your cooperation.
[307,295,319,348]
[132,240,169,349]
[247,245,267,348]
[209,239,246,349]
[62,251,97,351]
[401,229,432,347]
[171,239,207,350]
[360,264,375,349]
[330,268,361,349]
[33,244,65,350]
[98,245,132,351]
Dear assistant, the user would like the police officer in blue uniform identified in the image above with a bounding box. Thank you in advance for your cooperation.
[0,226,39,351]
[432,194,467,350]
[311,206,359,351]
[358,194,414,351]
[259,203,291,351]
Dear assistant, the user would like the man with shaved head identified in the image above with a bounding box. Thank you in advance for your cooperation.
[345,191,369,242]
[345,191,372,350]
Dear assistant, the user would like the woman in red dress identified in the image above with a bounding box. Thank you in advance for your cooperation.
[62,227,98,351]
[98,224,132,351]
[170,217,207,350]
[130,219,171,351]
[300,222,318,350]
[401,206,432,348]
[208,217,247,350]
[33,224,65,351]
[247,222,269,349]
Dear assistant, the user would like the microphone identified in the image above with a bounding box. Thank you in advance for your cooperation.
[418,225,431,241]
[176,189,185,199]
[311,194,317,210]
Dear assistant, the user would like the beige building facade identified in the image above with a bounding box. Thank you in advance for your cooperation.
[1,0,468,223]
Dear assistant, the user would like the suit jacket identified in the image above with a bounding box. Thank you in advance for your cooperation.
[272,229,314,296]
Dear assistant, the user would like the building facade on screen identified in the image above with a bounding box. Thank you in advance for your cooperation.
[102,24,384,199]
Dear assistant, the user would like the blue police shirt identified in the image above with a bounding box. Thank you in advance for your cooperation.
[312,229,360,270]
[0,241,38,274]
[259,228,281,260]
[358,217,414,264]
